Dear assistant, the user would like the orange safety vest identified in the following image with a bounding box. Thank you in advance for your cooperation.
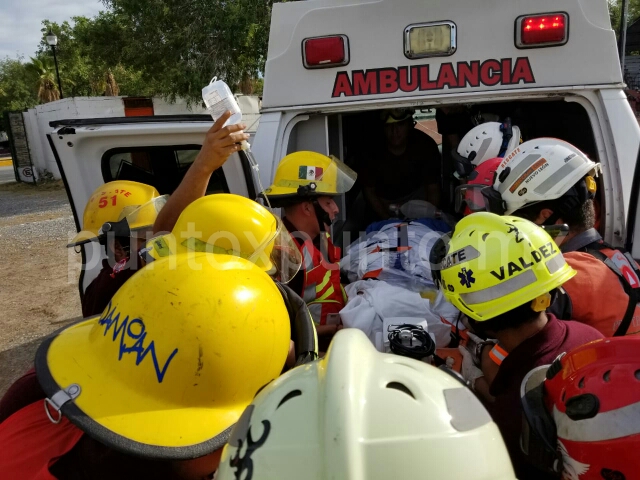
[563,248,640,337]
[292,231,346,325]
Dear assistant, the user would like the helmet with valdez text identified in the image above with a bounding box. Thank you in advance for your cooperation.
[35,253,291,459]
[430,212,575,321]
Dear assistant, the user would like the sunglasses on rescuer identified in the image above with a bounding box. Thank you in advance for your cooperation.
[454,184,487,213]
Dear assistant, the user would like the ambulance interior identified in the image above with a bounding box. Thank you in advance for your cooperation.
[284,100,600,249]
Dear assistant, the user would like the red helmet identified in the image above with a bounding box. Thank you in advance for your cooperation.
[454,157,501,215]
[521,337,640,479]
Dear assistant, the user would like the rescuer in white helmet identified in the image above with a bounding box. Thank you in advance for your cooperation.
[483,138,640,338]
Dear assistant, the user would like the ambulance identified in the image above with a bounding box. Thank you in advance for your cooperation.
[252,0,640,250]
[49,0,640,295]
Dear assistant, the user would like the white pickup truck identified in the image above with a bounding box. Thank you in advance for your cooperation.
[49,0,640,297]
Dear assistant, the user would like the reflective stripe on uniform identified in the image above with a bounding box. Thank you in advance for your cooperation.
[316,270,332,292]
[315,285,336,302]
[489,344,508,366]
[292,229,346,325]
[302,245,314,271]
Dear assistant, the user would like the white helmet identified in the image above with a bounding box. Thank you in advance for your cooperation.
[216,329,517,480]
[453,120,521,177]
[482,138,600,216]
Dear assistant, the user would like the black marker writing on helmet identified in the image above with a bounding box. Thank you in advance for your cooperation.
[490,242,557,280]
[230,420,271,480]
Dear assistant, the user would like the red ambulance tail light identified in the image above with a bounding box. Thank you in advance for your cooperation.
[302,35,350,69]
[515,13,569,48]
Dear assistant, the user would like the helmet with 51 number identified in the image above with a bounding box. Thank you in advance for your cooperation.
[453,120,521,178]
[144,193,302,283]
[481,138,601,216]
[430,212,575,321]
[520,337,640,479]
[67,180,167,247]
[216,329,517,480]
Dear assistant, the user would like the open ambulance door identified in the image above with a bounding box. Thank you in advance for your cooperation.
[47,115,258,300]
[626,146,640,260]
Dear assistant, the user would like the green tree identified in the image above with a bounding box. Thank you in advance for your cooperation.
[609,0,640,38]
[0,57,39,131]
[38,16,158,98]
[102,0,285,102]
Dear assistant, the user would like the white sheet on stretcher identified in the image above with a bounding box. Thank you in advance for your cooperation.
[340,221,445,292]
[340,279,460,352]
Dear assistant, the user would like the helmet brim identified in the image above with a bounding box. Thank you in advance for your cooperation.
[143,217,302,284]
[35,317,237,460]
[66,231,99,248]
[520,365,563,472]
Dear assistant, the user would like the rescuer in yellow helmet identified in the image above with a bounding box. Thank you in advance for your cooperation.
[67,180,167,317]
[143,193,317,367]
[0,253,291,480]
[144,193,302,284]
[430,212,603,478]
[264,151,357,349]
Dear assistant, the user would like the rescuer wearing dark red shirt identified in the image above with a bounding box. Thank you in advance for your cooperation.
[431,212,603,479]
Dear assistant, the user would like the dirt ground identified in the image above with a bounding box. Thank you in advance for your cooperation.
[0,181,82,396]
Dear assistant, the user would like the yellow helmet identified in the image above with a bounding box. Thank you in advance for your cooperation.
[380,108,414,124]
[35,253,291,458]
[430,212,575,321]
[264,151,357,201]
[68,180,167,247]
[144,194,302,283]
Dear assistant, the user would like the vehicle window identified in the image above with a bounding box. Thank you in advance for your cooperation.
[101,145,228,195]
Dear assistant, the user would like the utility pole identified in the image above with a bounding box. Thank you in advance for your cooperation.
[51,45,63,99]
[619,0,630,75]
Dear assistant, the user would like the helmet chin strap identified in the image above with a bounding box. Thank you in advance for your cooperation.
[312,200,333,233]
[542,179,592,227]
[497,117,514,158]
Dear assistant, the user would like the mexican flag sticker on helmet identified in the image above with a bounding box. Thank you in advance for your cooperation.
[298,166,324,180]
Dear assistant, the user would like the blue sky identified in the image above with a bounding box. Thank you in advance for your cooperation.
[0,0,103,59]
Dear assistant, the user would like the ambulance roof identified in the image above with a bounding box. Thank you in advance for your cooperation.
[262,0,622,110]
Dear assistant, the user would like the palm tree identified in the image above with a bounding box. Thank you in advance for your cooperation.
[26,57,60,103]
[104,69,120,96]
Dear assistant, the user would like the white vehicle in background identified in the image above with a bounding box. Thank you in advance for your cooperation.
[49,0,640,298]
[47,97,261,295]
[253,0,639,249]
